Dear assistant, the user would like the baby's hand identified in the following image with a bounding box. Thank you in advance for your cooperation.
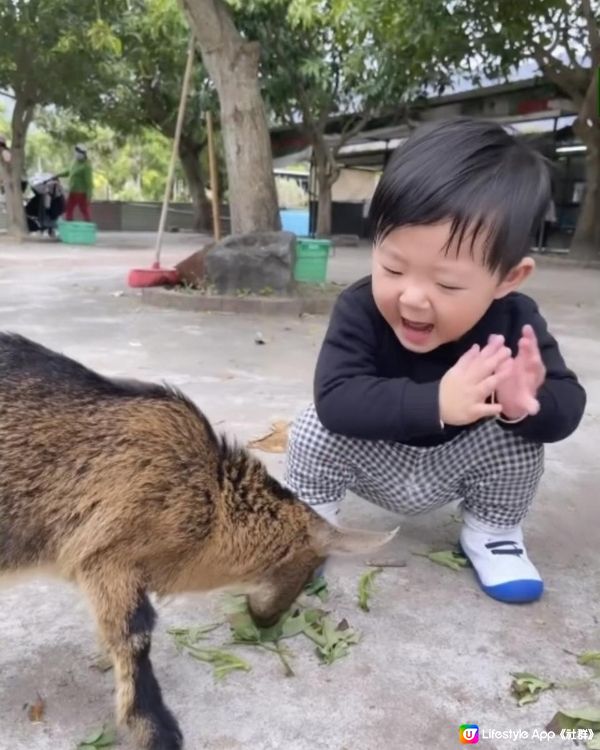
[439,336,512,426]
[494,326,546,421]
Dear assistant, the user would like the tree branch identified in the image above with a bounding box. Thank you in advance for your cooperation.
[334,110,372,153]
[296,86,318,134]
[531,43,588,106]
[581,0,600,67]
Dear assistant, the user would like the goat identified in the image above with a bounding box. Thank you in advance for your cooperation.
[0,333,395,750]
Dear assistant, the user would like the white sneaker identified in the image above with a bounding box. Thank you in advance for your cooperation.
[459,511,543,603]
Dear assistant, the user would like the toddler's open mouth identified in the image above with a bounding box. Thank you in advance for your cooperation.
[401,317,434,345]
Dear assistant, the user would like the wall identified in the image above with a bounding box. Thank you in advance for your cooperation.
[332,168,380,202]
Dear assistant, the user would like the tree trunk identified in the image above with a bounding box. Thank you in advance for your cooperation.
[0,97,35,238]
[316,170,332,236]
[537,61,599,261]
[570,77,600,262]
[0,160,25,238]
[571,127,600,261]
[179,0,280,235]
[313,138,341,237]
[178,134,211,233]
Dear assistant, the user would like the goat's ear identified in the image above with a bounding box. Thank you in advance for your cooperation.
[309,516,399,556]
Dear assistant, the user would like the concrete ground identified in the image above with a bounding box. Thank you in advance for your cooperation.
[0,232,598,750]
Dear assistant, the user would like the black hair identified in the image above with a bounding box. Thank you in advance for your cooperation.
[368,117,551,276]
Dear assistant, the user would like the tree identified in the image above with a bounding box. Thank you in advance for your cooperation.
[0,0,123,236]
[454,0,600,260]
[100,0,213,231]
[179,0,281,234]
[235,0,469,235]
[29,112,178,202]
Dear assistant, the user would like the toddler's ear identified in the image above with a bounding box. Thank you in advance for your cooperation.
[494,258,535,299]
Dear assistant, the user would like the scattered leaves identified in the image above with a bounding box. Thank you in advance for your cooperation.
[185,647,251,680]
[511,672,555,706]
[357,567,383,612]
[225,595,359,668]
[304,615,360,665]
[248,421,289,453]
[304,575,329,602]
[77,726,117,748]
[168,625,249,680]
[167,623,223,651]
[546,707,600,740]
[27,693,45,723]
[414,549,470,571]
[578,652,600,674]
[365,558,407,568]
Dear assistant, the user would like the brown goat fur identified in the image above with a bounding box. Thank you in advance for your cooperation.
[0,334,395,750]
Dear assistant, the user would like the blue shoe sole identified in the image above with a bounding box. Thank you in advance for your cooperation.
[479,578,544,603]
[458,543,544,603]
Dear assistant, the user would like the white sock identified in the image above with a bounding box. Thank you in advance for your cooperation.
[308,501,340,525]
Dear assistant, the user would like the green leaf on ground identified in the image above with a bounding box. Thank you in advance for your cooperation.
[304,575,329,602]
[511,672,555,706]
[185,646,251,680]
[167,623,223,651]
[303,614,360,664]
[413,549,470,571]
[168,621,250,680]
[578,652,600,672]
[221,595,359,669]
[78,726,117,748]
[357,567,383,612]
[546,707,600,738]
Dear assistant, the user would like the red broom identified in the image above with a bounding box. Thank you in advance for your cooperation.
[128,35,196,288]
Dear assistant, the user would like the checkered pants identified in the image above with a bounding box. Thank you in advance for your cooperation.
[285,404,544,528]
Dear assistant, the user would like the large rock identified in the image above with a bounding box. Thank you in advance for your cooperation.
[205,231,296,295]
[175,243,214,287]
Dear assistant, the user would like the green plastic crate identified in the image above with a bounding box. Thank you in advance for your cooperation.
[58,220,97,245]
[294,237,331,283]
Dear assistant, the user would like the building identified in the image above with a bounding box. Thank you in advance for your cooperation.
[271,77,580,247]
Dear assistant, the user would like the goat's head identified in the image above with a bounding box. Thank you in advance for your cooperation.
[247,506,398,628]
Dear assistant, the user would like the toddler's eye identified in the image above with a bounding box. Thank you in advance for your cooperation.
[383,266,403,276]
[438,283,463,291]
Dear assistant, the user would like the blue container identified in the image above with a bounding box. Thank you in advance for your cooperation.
[280,209,309,236]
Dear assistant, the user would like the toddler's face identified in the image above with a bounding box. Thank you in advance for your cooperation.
[371,222,532,353]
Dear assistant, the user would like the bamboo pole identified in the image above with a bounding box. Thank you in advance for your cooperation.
[154,33,196,266]
[206,110,221,241]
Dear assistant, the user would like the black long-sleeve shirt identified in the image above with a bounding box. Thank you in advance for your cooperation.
[314,277,586,446]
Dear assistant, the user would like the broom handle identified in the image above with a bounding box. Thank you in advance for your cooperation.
[206,110,221,241]
[154,34,196,266]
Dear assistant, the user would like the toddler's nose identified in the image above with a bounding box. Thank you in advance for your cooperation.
[399,285,429,309]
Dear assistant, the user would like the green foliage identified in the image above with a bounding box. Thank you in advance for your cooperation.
[450,0,589,83]
[357,567,383,612]
[77,726,117,748]
[511,672,556,706]
[97,0,215,138]
[0,0,124,109]
[27,112,180,201]
[234,0,468,130]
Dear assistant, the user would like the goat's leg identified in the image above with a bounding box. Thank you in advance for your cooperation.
[79,566,183,750]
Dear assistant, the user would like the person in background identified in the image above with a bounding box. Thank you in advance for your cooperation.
[60,145,93,222]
